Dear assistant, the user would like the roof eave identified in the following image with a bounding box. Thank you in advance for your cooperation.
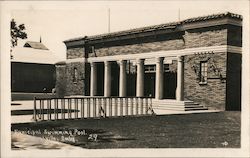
[64,38,86,48]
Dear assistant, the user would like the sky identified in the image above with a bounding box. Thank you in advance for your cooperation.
[11,0,247,61]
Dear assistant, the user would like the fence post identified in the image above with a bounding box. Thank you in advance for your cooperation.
[49,99,52,120]
[120,98,123,116]
[75,98,78,119]
[93,98,96,117]
[81,98,84,118]
[62,99,65,119]
[125,98,128,116]
[115,98,118,117]
[87,98,90,118]
[140,98,143,115]
[136,97,138,115]
[130,98,133,116]
[109,98,112,117]
[145,98,148,115]
[41,100,44,120]
[33,97,37,121]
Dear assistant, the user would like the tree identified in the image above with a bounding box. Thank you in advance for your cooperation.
[10,19,27,49]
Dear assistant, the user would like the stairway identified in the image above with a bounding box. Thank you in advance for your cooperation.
[152,99,208,112]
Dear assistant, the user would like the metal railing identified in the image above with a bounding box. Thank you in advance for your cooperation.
[33,97,155,121]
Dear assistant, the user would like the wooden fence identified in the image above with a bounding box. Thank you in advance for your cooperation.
[33,97,155,121]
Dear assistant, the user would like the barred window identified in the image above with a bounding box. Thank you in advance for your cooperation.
[200,61,208,84]
[73,67,78,83]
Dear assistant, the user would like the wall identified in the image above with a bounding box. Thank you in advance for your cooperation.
[66,47,85,59]
[11,62,55,93]
[55,61,86,96]
[55,65,66,97]
[88,26,228,58]
[226,52,241,110]
[184,52,227,110]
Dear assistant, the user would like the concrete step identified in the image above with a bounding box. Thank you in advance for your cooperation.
[151,99,208,112]
[153,105,207,110]
[154,104,205,109]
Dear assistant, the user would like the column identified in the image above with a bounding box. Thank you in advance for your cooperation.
[155,57,164,100]
[104,61,111,97]
[136,59,144,97]
[119,60,127,97]
[176,56,184,101]
[90,62,97,96]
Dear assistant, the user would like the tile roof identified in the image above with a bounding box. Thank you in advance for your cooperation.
[24,41,49,50]
[64,12,242,43]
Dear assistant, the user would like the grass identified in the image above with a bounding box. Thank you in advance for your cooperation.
[11,111,240,149]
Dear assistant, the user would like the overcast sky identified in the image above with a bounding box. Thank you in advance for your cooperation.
[11,1,247,61]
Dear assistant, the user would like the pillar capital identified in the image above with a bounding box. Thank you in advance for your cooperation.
[177,56,184,62]
[155,57,164,63]
[104,60,111,65]
[90,62,97,67]
[117,60,127,65]
[136,58,145,64]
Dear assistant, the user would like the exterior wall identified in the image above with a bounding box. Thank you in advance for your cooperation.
[226,52,241,110]
[92,38,184,57]
[11,62,56,93]
[184,52,227,110]
[55,65,66,97]
[183,27,227,48]
[56,61,86,96]
[66,47,85,59]
[169,60,177,72]
[227,25,242,47]
[89,26,228,58]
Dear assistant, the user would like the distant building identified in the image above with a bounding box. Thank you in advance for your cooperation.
[11,41,57,94]
[56,12,242,111]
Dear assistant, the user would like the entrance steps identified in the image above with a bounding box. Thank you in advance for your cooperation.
[152,99,208,113]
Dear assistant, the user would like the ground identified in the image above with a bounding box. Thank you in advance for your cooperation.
[11,111,240,149]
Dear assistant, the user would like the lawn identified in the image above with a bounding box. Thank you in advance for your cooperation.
[11,111,240,149]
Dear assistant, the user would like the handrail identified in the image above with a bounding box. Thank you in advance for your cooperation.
[33,96,154,121]
[34,96,154,100]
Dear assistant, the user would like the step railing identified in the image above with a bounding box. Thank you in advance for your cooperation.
[33,97,155,121]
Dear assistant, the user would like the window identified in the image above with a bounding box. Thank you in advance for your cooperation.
[145,65,156,73]
[73,67,78,83]
[200,61,208,84]
[164,64,170,72]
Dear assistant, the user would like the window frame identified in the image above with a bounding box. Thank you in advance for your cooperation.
[73,67,78,83]
[199,61,208,85]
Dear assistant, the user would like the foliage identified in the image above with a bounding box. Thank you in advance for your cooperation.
[10,19,27,49]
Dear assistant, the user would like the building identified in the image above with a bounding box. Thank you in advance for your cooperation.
[11,41,57,99]
[56,12,242,111]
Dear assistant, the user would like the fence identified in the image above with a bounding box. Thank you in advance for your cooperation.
[33,97,155,121]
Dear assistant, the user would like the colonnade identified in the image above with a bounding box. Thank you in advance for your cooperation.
[89,56,184,101]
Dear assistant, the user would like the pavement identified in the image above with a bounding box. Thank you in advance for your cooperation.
[11,100,36,124]
[12,131,83,150]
